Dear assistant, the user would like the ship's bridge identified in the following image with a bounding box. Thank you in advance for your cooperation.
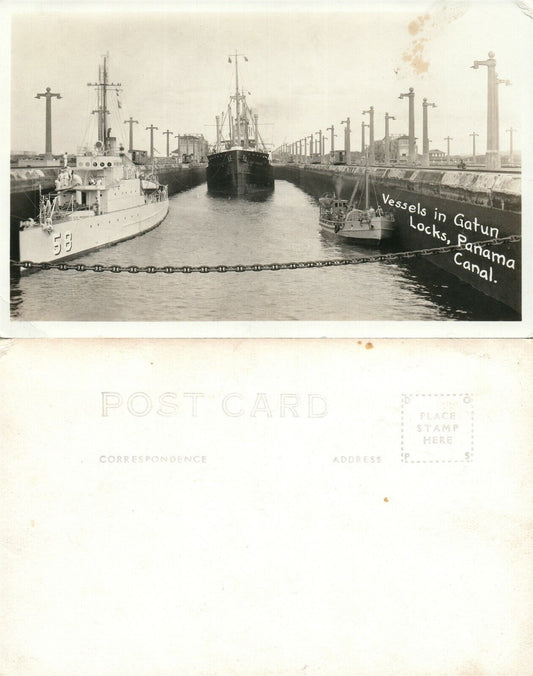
[76,155,122,170]
[75,154,137,182]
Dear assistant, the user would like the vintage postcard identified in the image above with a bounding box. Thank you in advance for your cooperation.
[1,338,532,675]
[2,0,532,336]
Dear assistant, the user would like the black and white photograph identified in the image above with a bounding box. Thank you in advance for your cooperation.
[2,4,533,675]
[4,0,532,334]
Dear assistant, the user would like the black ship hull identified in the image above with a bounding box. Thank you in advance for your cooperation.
[274,164,521,314]
[207,149,274,196]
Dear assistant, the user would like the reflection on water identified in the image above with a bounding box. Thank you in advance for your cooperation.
[11,180,517,322]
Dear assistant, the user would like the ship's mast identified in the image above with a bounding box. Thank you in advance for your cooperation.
[234,51,240,146]
[102,55,108,146]
[229,51,248,147]
[88,53,121,153]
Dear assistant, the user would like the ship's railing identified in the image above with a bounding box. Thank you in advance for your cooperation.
[144,186,168,204]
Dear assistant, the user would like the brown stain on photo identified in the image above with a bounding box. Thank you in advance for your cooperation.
[401,4,471,75]
[365,342,374,350]
[408,13,430,35]
[402,14,431,75]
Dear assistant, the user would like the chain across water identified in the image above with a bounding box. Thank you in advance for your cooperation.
[11,235,520,274]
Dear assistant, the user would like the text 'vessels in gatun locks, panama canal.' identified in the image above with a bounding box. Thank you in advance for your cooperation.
[381,193,516,284]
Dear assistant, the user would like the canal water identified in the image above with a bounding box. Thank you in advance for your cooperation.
[11,180,516,322]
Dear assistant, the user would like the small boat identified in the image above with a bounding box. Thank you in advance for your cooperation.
[319,168,395,243]
[206,51,274,197]
[18,54,169,268]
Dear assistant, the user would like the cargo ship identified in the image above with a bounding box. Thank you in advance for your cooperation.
[207,52,274,196]
[16,55,169,269]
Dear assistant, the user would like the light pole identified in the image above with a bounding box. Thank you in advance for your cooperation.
[470,131,479,164]
[124,117,138,154]
[399,87,416,164]
[422,98,436,168]
[471,52,509,170]
[341,117,351,165]
[444,136,453,163]
[35,87,62,158]
[315,130,323,163]
[506,127,516,162]
[146,124,158,159]
[361,121,369,159]
[163,129,173,158]
[327,124,336,160]
[384,113,395,165]
[362,106,375,164]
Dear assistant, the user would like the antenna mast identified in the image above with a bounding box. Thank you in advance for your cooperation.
[229,51,248,147]
[234,52,239,145]
[88,53,121,153]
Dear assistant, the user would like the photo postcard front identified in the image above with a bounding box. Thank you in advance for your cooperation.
[2,0,532,336]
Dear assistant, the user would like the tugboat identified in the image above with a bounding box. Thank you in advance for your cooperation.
[319,168,395,243]
[18,55,169,268]
[206,51,274,197]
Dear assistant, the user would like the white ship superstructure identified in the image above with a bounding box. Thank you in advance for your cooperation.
[19,54,169,266]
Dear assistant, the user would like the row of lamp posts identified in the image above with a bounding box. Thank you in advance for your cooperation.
[274,52,512,170]
[123,120,187,159]
[34,90,187,160]
[34,53,513,169]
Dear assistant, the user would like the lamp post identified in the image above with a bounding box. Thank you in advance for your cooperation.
[315,130,323,163]
[444,136,453,163]
[471,52,509,170]
[146,124,158,159]
[327,124,336,161]
[35,87,62,158]
[362,106,375,164]
[470,131,479,164]
[399,87,416,164]
[422,98,436,168]
[123,117,138,154]
[496,73,511,150]
[384,113,395,165]
[361,121,369,158]
[341,117,351,165]
[163,129,173,158]
[506,127,516,162]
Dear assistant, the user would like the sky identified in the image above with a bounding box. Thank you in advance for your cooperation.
[7,0,532,157]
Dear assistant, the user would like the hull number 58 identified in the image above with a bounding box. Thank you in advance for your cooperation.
[53,231,73,256]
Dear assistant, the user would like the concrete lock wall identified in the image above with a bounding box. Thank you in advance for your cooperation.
[273,163,521,313]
